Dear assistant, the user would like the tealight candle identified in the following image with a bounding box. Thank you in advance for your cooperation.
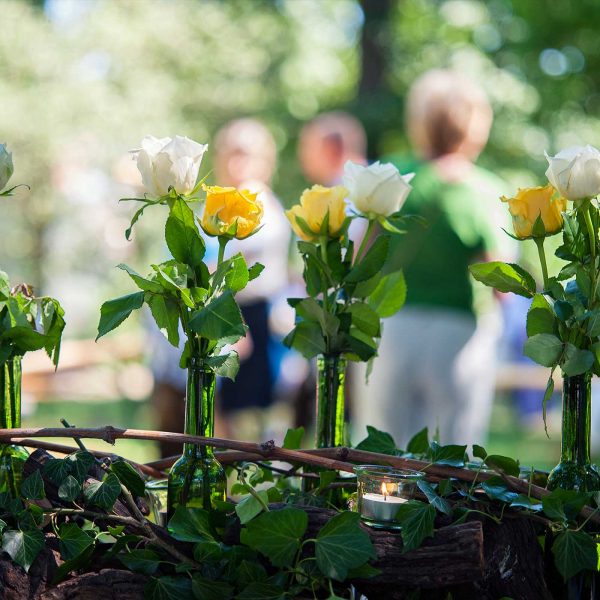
[355,466,421,530]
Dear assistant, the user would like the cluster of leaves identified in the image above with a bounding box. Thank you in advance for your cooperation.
[0,270,65,367]
[470,203,600,419]
[284,216,408,364]
[355,425,600,582]
[0,438,377,600]
[97,194,263,378]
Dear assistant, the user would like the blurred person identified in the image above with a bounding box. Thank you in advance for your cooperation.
[353,69,511,447]
[150,119,290,455]
[298,111,367,186]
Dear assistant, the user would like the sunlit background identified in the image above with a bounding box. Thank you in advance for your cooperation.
[2,0,600,466]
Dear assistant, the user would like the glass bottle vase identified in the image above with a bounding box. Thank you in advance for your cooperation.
[547,373,600,491]
[167,359,226,518]
[0,359,29,497]
[315,354,347,448]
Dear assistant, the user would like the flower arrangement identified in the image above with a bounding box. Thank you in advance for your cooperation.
[470,144,600,490]
[97,135,264,513]
[284,160,414,448]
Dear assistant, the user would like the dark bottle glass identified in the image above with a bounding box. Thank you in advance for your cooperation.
[167,359,226,517]
[0,359,29,496]
[547,373,600,491]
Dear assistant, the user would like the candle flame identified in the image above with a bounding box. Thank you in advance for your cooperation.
[381,481,388,500]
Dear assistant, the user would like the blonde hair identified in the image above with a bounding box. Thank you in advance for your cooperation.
[406,69,492,159]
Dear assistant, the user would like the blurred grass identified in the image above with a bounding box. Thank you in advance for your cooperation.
[20,393,578,472]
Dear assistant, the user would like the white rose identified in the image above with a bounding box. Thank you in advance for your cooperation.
[545,145,600,201]
[343,160,414,217]
[0,144,14,192]
[132,135,208,197]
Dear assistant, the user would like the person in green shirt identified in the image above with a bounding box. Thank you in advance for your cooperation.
[353,69,511,447]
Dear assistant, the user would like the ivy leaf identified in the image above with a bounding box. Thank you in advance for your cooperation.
[167,507,214,542]
[66,451,96,483]
[236,583,285,600]
[83,473,121,510]
[542,489,592,523]
[481,477,518,503]
[427,442,466,467]
[1,528,45,572]
[96,292,144,340]
[21,470,45,500]
[469,262,536,298]
[145,576,193,600]
[510,495,543,512]
[235,490,270,525]
[191,574,234,600]
[118,549,162,576]
[484,454,520,477]
[395,500,436,552]
[314,511,375,581]
[472,444,487,460]
[282,427,304,450]
[552,529,598,580]
[58,523,94,561]
[355,425,397,455]
[109,459,145,497]
[241,507,308,568]
[406,427,429,454]
[42,458,71,486]
[417,480,452,515]
[58,475,81,502]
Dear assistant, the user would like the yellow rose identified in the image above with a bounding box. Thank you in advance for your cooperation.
[285,185,348,241]
[501,184,567,239]
[201,185,263,239]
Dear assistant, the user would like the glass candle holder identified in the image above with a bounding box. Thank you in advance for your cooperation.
[355,465,421,530]
[145,479,168,526]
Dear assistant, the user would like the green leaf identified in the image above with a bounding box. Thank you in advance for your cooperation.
[552,529,598,581]
[167,507,214,542]
[240,507,308,568]
[355,425,397,455]
[282,321,326,359]
[117,264,163,294]
[58,523,94,561]
[561,344,595,376]
[235,559,268,588]
[52,543,95,584]
[145,576,193,600]
[395,500,436,552]
[526,294,556,337]
[542,489,591,523]
[193,540,222,562]
[510,494,543,512]
[1,528,45,572]
[484,454,520,477]
[21,470,45,500]
[406,427,429,454]
[282,427,304,450]
[428,442,466,467]
[192,574,234,600]
[42,458,71,486]
[472,444,487,460]
[542,373,555,436]
[347,302,380,337]
[236,583,284,600]
[345,237,389,283]
[66,451,95,483]
[189,291,246,340]
[119,549,161,576]
[481,477,518,502]
[224,253,250,293]
[96,292,144,340]
[205,351,240,381]
[235,490,270,525]
[367,270,407,318]
[315,511,375,581]
[469,262,536,298]
[83,473,121,510]
[417,480,452,515]
[147,293,180,347]
[109,459,145,497]
[248,263,265,282]
[165,197,205,268]
[523,333,563,368]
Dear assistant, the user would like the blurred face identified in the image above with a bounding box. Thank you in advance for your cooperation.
[298,130,343,186]
[215,148,272,188]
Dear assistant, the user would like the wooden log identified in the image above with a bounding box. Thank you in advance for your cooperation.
[40,569,147,600]
[0,547,58,600]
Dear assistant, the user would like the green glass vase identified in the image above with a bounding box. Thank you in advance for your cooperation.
[547,373,600,491]
[0,359,29,497]
[315,354,347,448]
[167,359,226,518]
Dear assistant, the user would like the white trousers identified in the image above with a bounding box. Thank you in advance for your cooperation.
[352,307,500,448]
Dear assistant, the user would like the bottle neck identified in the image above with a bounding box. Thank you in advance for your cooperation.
[315,354,347,448]
[184,361,216,458]
[1,359,22,430]
[561,374,592,465]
